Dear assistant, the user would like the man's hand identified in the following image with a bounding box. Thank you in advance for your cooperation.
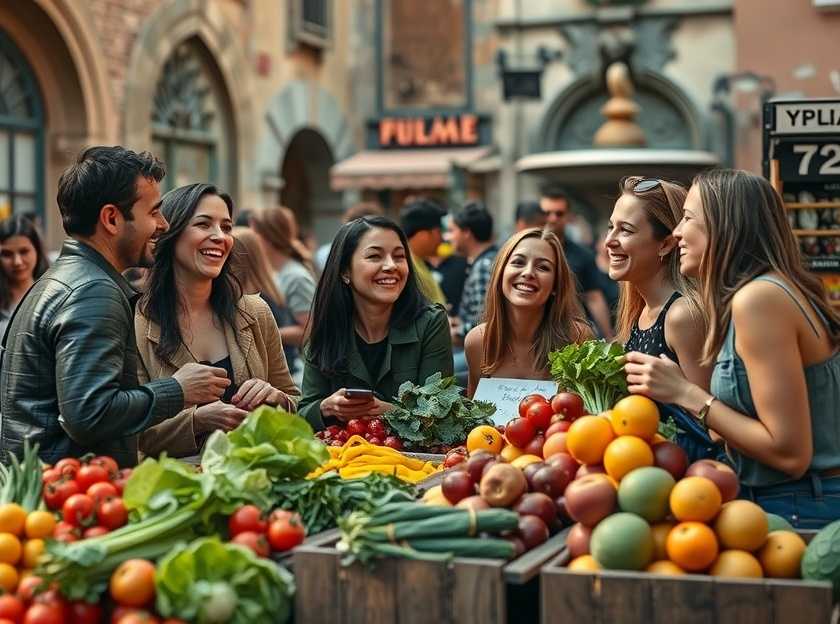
[172,363,230,406]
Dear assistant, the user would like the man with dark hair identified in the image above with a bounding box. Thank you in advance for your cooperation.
[539,183,614,339]
[0,146,229,465]
[399,198,447,306]
[515,200,548,231]
[448,202,497,344]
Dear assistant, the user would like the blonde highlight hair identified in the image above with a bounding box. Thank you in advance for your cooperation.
[695,168,840,365]
[231,227,284,305]
[481,228,591,376]
[614,176,703,343]
[250,205,316,275]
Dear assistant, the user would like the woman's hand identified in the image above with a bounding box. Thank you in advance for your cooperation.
[624,351,694,405]
[232,378,284,411]
[194,401,249,434]
[320,388,377,422]
[368,399,395,417]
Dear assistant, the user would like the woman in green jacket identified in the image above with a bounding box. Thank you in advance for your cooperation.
[298,216,453,429]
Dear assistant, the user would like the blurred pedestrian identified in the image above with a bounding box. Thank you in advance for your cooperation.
[0,214,49,337]
[399,198,448,306]
[514,200,547,232]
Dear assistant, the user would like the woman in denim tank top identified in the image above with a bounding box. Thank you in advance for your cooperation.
[605,177,717,462]
[625,169,840,528]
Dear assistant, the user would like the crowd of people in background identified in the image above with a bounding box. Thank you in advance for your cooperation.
[1,145,840,528]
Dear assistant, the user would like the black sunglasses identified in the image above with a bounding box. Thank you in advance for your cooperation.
[633,178,662,192]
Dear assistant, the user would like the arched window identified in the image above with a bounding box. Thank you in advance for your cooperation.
[0,30,44,220]
[151,39,233,193]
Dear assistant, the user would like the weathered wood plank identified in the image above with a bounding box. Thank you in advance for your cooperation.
[341,558,399,624]
[769,578,834,624]
[649,574,715,624]
[714,577,771,624]
[598,571,650,624]
[541,568,598,624]
[453,559,507,624]
[505,529,570,584]
[396,558,450,624]
[293,548,341,624]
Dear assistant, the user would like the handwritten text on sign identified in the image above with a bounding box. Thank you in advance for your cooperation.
[474,378,557,425]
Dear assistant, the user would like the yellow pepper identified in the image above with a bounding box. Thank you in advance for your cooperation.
[309,435,441,482]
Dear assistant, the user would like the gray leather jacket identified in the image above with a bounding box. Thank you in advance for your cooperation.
[0,239,183,467]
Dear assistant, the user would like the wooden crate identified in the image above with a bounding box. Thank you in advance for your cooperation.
[541,547,834,624]
[293,527,570,624]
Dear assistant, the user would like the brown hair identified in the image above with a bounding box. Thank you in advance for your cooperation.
[250,205,316,275]
[481,228,591,376]
[231,226,284,305]
[694,168,840,364]
[614,176,703,342]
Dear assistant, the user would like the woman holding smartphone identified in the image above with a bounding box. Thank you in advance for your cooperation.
[298,216,453,429]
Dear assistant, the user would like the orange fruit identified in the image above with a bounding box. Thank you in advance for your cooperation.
[709,550,764,578]
[651,433,668,445]
[109,559,157,607]
[0,504,26,537]
[21,539,44,569]
[666,521,719,571]
[610,396,660,441]
[0,534,21,566]
[467,425,504,454]
[24,511,56,540]
[646,560,685,575]
[566,416,615,465]
[669,477,722,522]
[542,433,568,458]
[500,445,524,462]
[0,563,17,593]
[651,522,675,561]
[757,531,806,578]
[568,554,600,572]
[713,500,768,551]
[603,436,654,481]
[511,454,543,470]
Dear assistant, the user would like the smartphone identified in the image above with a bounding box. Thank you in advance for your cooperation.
[344,388,374,400]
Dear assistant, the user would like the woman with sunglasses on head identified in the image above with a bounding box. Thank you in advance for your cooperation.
[464,228,592,397]
[625,169,840,528]
[135,184,298,458]
[606,177,715,459]
[298,216,453,429]
[0,215,49,338]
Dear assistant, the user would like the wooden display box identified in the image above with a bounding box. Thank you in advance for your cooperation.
[293,527,570,624]
[540,547,834,624]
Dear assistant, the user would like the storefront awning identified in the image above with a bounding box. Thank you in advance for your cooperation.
[330,147,492,190]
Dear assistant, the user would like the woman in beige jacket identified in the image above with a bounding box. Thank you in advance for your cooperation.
[135,183,298,458]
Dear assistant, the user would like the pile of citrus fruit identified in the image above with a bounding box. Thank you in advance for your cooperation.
[0,502,56,593]
[560,396,806,579]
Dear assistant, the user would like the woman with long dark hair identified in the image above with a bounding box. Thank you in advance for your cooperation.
[0,215,49,337]
[298,216,453,429]
[464,227,591,397]
[625,169,840,527]
[136,183,298,457]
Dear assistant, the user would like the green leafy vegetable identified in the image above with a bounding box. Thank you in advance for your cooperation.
[155,537,294,624]
[549,340,628,415]
[0,441,43,511]
[382,373,496,450]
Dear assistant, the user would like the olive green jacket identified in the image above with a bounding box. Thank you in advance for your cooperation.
[298,304,454,429]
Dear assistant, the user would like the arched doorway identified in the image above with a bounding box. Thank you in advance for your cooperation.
[280,129,342,242]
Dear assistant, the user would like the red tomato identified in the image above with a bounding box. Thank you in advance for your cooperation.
[383,436,403,450]
[22,603,64,624]
[62,494,96,527]
[0,594,25,622]
[83,526,109,539]
[0,618,17,624]
[518,394,549,419]
[111,469,132,496]
[43,479,80,511]
[346,419,368,436]
[86,482,118,505]
[268,509,293,524]
[550,392,585,421]
[41,468,61,485]
[54,521,81,543]
[232,531,271,557]
[366,436,383,446]
[110,607,144,624]
[75,465,109,491]
[545,420,571,438]
[228,505,267,538]
[89,456,119,476]
[97,498,127,530]
[116,614,159,624]
[367,419,387,438]
[326,425,341,437]
[525,402,553,432]
[55,458,81,474]
[16,576,45,604]
[68,601,102,624]
[505,417,537,448]
[267,512,306,552]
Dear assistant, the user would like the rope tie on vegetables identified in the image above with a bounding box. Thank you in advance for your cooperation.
[386,523,397,543]
[468,508,477,537]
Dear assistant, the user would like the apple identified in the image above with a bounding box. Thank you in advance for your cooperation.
[563,474,617,527]
[575,464,606,478]
[518,515,550,550]
[525,402,554,432]
[554,496,573,524]
[566,522,592,559]
[466,450,497,483]
[481,458,501,478]
[505,417,537,448]
[480,463,527,507]
[514,492,557,528]
[652,441,689,480]
[685,459,739,502]
[531,464,573,499]
[546,420,571,438]
[523,434,546,458]
[545,452,579,482]
[456,495,490,511]
[441,470,476,504]
[522,462,546,491]
[504,535,526,558]
[550,393,585,421]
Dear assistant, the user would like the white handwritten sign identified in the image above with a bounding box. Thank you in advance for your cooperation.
[474,378,557,425]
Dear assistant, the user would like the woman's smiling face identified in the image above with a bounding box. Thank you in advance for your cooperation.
[501,237,557,309]
[347,227,409,306]
[174,194,234,280]
[673,184,708,278]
